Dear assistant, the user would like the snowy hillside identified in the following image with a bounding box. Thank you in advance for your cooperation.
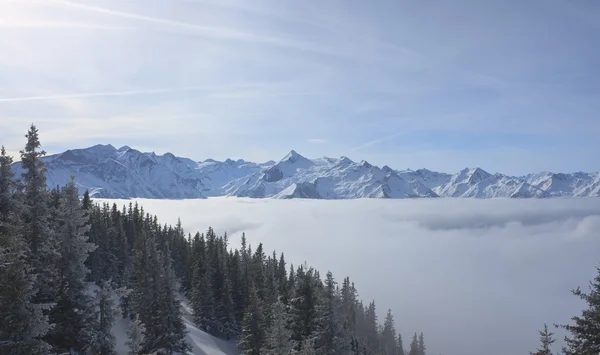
[10,144,600,199]
[112,295,238,355]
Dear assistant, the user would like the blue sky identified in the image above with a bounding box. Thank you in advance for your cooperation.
[1,0,599,175]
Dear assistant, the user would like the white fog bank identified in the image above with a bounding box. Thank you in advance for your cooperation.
[99,197,600,355]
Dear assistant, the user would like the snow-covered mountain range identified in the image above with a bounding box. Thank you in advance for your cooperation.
[11,144,600,199]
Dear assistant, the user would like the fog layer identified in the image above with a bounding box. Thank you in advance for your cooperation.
[100,197,600,355]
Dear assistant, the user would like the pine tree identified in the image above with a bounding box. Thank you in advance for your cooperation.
[239,283,265,355]
[397,332,405,355]
[87,280,121,355]
[364,301,379,353]
[0,146,51,354]
[408,333,419,355]
[289,266,321,351]
[46,179,97,353]
[559,266,600,355]
[126,314,146,355]
[381,310,398,355]
[313,271,345,354]
[261,299,293,355]
[530,324,555,355]
[417,332,426,355]
[153,243,190,354]
[20,124,58,314]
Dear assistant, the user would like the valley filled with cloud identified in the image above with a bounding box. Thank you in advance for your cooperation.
[99,197,600,355]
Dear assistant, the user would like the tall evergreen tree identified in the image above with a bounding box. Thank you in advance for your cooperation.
[313,271,345,354]
[0,146,51,354]
[239,283,265,355]
[87,280,121,355]
[397,333,405,355]
[20,124,58,311]
[530,324,555,355]
[417,332,426,355]
[381,309,398,355]
[261,299,293,355]
[126,315,146,355]
[559,266,600,354]
[289,267,321,351]
[364,301,379,353]
[46,179,97,353]
[408,333,419,355]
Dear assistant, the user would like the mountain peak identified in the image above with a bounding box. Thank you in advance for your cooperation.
[281,150,305,163]
[117,145,131,152]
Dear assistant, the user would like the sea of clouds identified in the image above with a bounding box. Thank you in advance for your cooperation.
[100,197,600,355]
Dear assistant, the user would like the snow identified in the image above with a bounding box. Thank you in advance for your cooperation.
[11,145,600,199]
[112,294,238,355]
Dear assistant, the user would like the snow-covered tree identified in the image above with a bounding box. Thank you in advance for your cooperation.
[313,271,346,354]
[239,283,265,355]
[20,124,58,311]
[46,179,97,353]
[86,280,121,355]
[261,299,293,355]
[126,314,146,355]
[0,146,51,354]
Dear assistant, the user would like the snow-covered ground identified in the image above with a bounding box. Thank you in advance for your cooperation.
[100,197,600,355]
[113,295,238,355]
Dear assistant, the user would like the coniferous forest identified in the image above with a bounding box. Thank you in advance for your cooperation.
[2,125,600,355]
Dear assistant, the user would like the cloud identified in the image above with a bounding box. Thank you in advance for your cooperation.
[0,20,130,30]
[43,0,347,57]
[0,86,220,103]
[97,197,600,355]
[307,138,328,144]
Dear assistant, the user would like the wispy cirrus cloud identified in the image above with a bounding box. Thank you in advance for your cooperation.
[1,0,599,174]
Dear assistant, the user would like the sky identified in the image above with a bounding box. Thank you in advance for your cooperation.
[1,0,600,175]
[99,197,600,355]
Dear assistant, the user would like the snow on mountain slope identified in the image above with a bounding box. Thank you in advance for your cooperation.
[10,143,600,199]
[433,168,547,198]
[524,171,599,197]
[397,168,453,190]
[228,151,437,199]
[11,145,266,199]
[194,158,272,196]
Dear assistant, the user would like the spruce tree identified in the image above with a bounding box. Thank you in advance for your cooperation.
[313,271,345,354]
[126,315,146,355]
[261,299,293,355]
[46,179,97,353]
[239,283,265,355]
[417,332,426,355]
[530,324,555,355]
[20,124,58,312]
[87,280,121,355]
[364,301,379,353]
[397,332,405,355]
[0,146,51,354]
[408,333,419,355]
[559,266,600,354]
[381,309,398,355]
